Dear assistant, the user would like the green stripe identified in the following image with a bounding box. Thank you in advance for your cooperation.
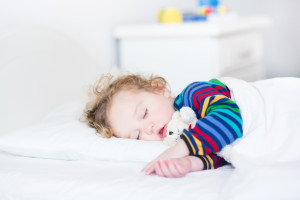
[209,78,227,88]
[206,103,241,115]
[213,108,242,125]
[208,104,240,113]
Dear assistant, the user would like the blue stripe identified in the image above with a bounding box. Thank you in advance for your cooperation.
[183,130,200,155]
[196,119,226,149]
[184,83,207,107]
[206,116,234,143]
[215,112,242,138]
[211,112,241,139]
[210,155,217,167]
[188,129,213,154]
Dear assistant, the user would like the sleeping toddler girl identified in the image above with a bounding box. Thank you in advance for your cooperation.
[84,73,300,177]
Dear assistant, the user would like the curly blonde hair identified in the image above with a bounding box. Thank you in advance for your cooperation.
[83,73,168,138]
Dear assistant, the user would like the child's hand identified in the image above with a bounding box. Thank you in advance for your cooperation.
[142,139,189,175]
[148,157,192,178]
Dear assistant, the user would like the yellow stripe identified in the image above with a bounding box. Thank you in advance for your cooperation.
[207,156,214,169]
[183,134,196,154]
[203,157,209,169]
[194,136,204,155]
[201,96,211,117]
[210,95,226,104]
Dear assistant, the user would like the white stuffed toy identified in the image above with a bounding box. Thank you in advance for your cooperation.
[163,106,239,163]
[163,107,197,146]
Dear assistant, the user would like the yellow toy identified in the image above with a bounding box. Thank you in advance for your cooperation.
[158,8,182,23]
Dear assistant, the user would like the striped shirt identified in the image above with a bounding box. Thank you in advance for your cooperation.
[174,79,243,168]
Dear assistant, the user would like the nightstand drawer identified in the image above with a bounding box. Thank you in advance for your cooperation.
[218,32,263,73]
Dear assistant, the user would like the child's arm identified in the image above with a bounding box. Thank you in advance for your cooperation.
[145,156,204,177]
[142,139,189,175]
[175,81,243,156]
[142,139,227,176]
[142,149,227,177]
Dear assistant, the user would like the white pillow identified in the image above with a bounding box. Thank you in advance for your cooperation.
[0,101,168,162]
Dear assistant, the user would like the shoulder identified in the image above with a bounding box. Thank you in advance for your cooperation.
[173,79,229,110]
[173,81,217,109]
[181,79,225,95]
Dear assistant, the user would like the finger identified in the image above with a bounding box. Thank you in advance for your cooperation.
[141,161,153,172]
[141,165,149,172]
[145,167,155,175]
[166,159,182,177]
[142,160,156,173]
[141,166,153,175]
[144,164,155,175]
[173,160,189,176]
[154,161,164,177]
[159,160,173,177]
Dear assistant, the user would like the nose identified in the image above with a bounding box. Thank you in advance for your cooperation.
[145,122,154,135]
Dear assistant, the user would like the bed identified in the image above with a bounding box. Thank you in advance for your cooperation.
[0,27,299,200]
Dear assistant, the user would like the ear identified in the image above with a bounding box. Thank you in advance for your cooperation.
[160,87,171,98]
[151,81,170,98]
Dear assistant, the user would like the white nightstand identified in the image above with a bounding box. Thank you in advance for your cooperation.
[114,16,270,93]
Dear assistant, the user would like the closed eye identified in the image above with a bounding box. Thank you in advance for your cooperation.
[137,131,140,140]
[143,108,148,118]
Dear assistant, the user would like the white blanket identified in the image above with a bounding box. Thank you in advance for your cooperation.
[218,77,300,169]
[215,77,300,200]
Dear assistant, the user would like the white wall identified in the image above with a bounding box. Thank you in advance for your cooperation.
[0,0,195,69]
[224,0,300,78]
[0,0,299,78]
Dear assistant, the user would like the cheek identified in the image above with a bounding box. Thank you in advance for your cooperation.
[151,97,174,120]
[159,105,174,121]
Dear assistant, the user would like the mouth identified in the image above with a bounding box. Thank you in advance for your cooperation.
[158,125,167,138]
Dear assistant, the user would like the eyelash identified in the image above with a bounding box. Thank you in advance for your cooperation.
[137,108,148,140]
[143,108,148,118]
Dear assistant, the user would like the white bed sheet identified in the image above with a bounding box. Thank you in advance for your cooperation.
[0,150,233,200]
[1,150,299,200]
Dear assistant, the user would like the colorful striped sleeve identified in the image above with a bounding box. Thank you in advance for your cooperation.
[194,154,228,170]
[174,79,243,156]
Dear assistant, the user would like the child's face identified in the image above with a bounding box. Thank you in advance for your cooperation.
[108,88,175,141]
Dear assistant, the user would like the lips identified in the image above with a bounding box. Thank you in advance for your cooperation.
[158,125,167,138]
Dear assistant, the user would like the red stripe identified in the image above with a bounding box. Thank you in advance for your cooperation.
[214,85,231,98]
[210,154,218,167]
[196,91,219,101]
[192,96,200,110]
[192,89,211,109]
[192,126,219,154]
[192,89,219,111]
[225,86,231,98]
[213,154,224,168]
